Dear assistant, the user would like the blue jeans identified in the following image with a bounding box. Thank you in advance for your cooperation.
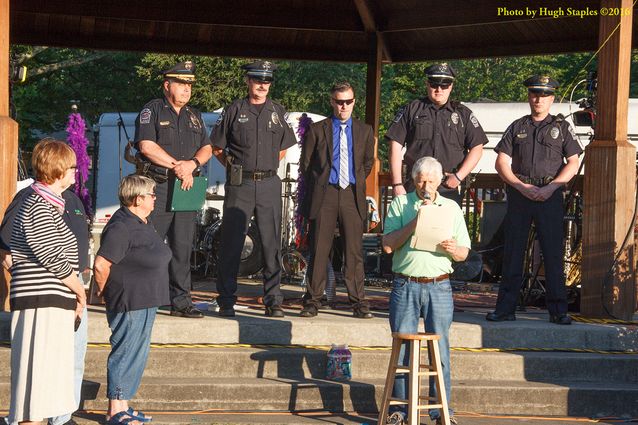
[106,308,157,400]
[389,277,454,420]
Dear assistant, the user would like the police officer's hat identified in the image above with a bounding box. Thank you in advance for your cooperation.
[242,60,277,82]
[425,63,456,84]
[162,61,196,83]
[524,75,559,95]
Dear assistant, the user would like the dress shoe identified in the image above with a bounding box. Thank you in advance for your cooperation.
[550,314,572,325]
[170,306,204,318]
[435,415,459,425]
[485,311,516,322]
[299,305,318,318]
[218,306,236,317]
[353,305,374,319]
[265,305,285,317]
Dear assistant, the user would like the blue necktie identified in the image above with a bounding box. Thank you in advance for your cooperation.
[339,123,349,189]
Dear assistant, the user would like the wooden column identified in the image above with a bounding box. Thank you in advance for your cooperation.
[0,0,18,311]
[581,0,635,319]
[364,32,382,218]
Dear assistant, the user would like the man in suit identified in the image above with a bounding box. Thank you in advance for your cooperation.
[299,81,375,318]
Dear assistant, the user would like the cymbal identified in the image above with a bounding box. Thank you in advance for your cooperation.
[281,177,297,183]
[206,193,225,200]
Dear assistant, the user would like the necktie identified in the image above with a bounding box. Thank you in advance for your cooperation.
[339,123,349,189]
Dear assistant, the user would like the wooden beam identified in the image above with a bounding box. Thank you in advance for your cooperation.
[581,0,635,320]
[0,0,18,311]
[12,0,364,32]
[364,32,382,219]
[352,0,392,61]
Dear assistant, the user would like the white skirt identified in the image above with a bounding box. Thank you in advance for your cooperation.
[9,307,76,423]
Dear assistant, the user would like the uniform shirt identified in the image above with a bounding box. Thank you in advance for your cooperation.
[383,191,470,278]
[97,207,172,312]
[134,96,209,163]
[495,114,583,178]
[210,97,296,172]
[1,188,89,271]
[329,116,355,185]
[385,98,488,173]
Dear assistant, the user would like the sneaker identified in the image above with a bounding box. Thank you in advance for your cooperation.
[386,411,406,425]
[435,415,459,425]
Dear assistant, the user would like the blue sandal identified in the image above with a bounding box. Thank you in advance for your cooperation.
[105,411,137,425]
[126,407,152,423]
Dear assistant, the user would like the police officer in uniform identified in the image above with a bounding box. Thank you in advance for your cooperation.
[134,61,212,319]
[486,75,582,325]
[385,63,488,204]
[211,60,297,318]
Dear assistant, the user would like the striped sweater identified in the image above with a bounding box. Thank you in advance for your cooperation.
[10,192,78,311]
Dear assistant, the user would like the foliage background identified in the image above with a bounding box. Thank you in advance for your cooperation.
[10,46,638,167]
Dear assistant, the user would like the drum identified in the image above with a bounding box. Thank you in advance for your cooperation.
[205,218,263,277]
[198,207,220,227]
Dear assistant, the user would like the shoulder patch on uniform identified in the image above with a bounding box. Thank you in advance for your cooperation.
[469,113,480,128]
[567,123,577,140]
[393,106,406,123]
[140,108,151,124]
[214,109,225,127]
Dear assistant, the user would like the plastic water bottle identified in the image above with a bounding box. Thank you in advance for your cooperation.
[326,344,352,381]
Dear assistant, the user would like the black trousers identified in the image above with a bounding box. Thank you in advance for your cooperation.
[217,175,283,308]
[494,187,568,316]
[304,185,367,309]
[150,179,197,310]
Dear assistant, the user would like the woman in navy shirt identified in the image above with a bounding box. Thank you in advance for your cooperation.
[94,175,171,425]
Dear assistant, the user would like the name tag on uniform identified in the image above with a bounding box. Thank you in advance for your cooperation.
[160,121,171,126]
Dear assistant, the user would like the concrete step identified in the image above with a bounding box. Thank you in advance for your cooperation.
[2,308,637,351]
[65,411,617,425]
[1,378,636,417]
[1,347,636,384]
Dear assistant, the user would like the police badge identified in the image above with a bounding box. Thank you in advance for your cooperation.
[450,112,459,125]
[550,127,560,139]
[189,112,201,129]
[271,111,280,126]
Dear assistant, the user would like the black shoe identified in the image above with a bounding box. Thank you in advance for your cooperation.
[63,419,79,425]
[265,305,285,317]
[353,305,373,319]
[485,311,516,322]
[435,416,459,425]
[218,306,236,317]
[550,314,572,325]
[299,305,318,317]
[170,306,204,318]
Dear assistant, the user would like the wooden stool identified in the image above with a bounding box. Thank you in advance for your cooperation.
[378,332,450,425]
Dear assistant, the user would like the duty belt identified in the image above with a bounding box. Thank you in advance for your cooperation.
[395,273,450,284]
[243,170,276,181]
[515,174,554,187]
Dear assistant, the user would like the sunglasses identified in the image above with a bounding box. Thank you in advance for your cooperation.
[333,98,354,106]
[429,83,451,90]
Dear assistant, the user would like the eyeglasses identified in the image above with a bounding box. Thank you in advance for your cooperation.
[69,165,77,170]
[143,193,157,199]
[333,98,354,106]
[429,83,451,90]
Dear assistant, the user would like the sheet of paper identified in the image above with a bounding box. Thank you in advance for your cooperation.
[409,204,454,253]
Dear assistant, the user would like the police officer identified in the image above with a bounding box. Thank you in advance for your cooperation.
[385,63,488,204]
[211,60,297,318]
[135,61,212,319]
[486,75,582,325]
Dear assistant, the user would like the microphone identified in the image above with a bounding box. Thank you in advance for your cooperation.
[424,192,431,201]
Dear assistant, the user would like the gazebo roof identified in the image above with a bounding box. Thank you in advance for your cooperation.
[11,0,636,62]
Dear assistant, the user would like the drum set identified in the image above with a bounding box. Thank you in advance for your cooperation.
[190,169,308,282]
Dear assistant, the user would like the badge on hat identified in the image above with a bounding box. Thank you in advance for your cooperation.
[163,61,196,83]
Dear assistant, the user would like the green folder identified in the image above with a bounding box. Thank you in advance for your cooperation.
[170,176,208,212]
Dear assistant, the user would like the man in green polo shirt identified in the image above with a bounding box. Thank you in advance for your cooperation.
[382,156,470,425]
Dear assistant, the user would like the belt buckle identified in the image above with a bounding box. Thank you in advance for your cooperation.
[253,171,263,181]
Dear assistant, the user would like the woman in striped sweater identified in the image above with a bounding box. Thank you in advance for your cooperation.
[6,140,86,424]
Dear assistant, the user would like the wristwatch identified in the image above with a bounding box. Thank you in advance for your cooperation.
[191,157,201,171]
